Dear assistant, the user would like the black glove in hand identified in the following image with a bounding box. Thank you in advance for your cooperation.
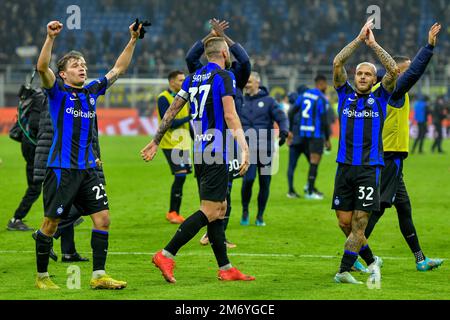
[133,18,152,39]
[279,131,289,146]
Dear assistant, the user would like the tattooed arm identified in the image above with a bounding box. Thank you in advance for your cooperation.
[332,38,362,88]
[105,22,141,88]
[366,28,399,93]
[140,96,187,162]
[333,20,373,88]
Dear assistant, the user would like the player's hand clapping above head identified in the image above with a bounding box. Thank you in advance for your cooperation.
[210,18,230,37]
[428,22,441,47]
[357,19,374,42]
[365,26,377,47]
[47,21,63,39]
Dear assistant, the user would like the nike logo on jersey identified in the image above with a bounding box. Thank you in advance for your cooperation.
[69,97,79,101]
[103,201,108,205]
[362,203,373,207]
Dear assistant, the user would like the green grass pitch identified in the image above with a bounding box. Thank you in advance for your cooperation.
[0,136,449,300]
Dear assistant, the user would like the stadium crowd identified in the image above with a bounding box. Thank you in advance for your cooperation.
[1,0,448,78]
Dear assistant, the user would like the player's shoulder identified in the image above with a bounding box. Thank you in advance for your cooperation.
[85,77,106,89]
[371,82,390,99]
[216,69,235,81]
[157,89,170,99]
[335,81,354,95]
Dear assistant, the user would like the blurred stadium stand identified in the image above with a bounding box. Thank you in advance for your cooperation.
[0,0,448,106]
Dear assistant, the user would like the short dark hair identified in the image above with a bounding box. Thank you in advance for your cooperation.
[167,70,184,81]
[57,51,85,73]
[314,74,327,83]
[393,55,410,64]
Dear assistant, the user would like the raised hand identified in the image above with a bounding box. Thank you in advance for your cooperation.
[129,21,142,40]
[47,21,63,39]
[357,19,374,42]
[365,27,377,47]
[428,23,441,46]
[210,18,230,37]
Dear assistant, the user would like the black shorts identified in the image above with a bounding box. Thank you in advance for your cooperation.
[304,137,324,155]
[162,149,192,175]
[43,168,109,219]
[292,137,323,157]
[194,162,229,202]
[332,164,381,212]
[380,156,410,207]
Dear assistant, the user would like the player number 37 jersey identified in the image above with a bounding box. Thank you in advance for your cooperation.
[177,62,236,155]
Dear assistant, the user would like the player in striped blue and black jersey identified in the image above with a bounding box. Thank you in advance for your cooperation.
[186,18,251,248]
[142,37,255,283]
[34,20,142,290]
[331,20,400,285]
[291,75,331,200]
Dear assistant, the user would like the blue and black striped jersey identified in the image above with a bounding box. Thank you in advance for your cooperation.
[45,77,107,169]
[295,88,329,139]
[335,81,391,166]
[178,62,236,156]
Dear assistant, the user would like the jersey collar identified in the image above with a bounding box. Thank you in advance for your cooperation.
[206,62,222,70]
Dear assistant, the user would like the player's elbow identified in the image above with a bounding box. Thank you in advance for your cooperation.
[36,63,48,74]
[333,57,342,68]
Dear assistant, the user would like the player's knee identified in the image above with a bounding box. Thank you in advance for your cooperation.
[201,204,222,222]
[218,201,227,219]
[42,218,60,236]
[92,211,110,230]
[338,220,351,230]
[310,153,320,164]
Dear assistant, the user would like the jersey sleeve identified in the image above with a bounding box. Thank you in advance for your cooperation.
[44,78,63,99]
[177,76,191,101]
[157,95,170,117]
[86,77,108,96]
[218,71,236,98]
[335,81,353,104]
[318,97,327,115]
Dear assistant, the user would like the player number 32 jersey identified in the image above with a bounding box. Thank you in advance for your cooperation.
[335,81,392,167]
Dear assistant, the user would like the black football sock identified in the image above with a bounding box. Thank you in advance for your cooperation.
[208,219,230,268]
[307,164,318,194]
[164,210,209,256]
[365,209,384,239]
[339,250,359,273]
[395,201,424,262]
[61,224,76,255]
[241,179,254,218]
[36,230,53,273]
[359,244,375,266]
[257,175,271,220]
[170,174,186,213]
[91,229,109,271]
